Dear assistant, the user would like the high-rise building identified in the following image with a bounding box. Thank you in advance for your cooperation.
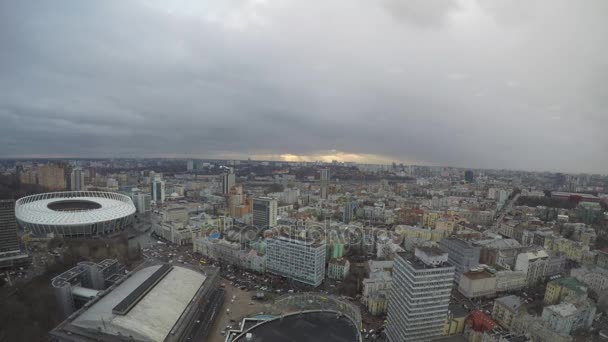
[252,197,277,229]
[320,168,329,199]
[266,235,326,287]
[464,170,475,183]
[229,184,251,218]
[386,247,455,342]
[343,200,357,223]
[38,164,66,191]
[132,193,151,213]
[70,167,85,191]
[0,200,20,254]
[221,168,235,195]
[151,176,165,205]
[186,160,194,171]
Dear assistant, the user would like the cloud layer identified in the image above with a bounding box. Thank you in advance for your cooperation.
[1,0,607,173]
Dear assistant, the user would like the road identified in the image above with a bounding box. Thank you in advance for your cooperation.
[492,193,520,232]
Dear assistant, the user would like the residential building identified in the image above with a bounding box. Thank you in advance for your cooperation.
[266,235,326,287]
[221,168,235,195]
[442,305,468,336]
[439,238,481,283]
[386,248,455,342]
[70,167,85,191]
[362,260,393,316]
[571,266,608,294]
[252,197,277,229]
[514,249,549,286]
[542,300,596,335]
[492,295,524,329]
[320,168,329,199]
[343,200,357,224]
[544,277,588,305]
[38,164,66,190]
[327,257,350,280]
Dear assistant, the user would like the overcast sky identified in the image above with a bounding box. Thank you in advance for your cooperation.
[1,0,607,173]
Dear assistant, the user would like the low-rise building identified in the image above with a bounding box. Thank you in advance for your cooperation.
[327,257,350,280]
[492,295,524,329]
[542,300,596,335]
[362,260,393,315]
[544,277,588,305]
[458,268,497,299]
[571,265,608,294]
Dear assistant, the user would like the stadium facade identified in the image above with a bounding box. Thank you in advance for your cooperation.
[16,191,136,237]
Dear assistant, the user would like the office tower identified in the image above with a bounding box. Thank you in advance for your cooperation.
[266,235,326,287]
[386,247,455,342]
[151,176,165,205]
[439,238,481,283]
[320,168,329,199]
[221,168,235,195]
[38,164,66,191]
[70,167,85,191]
[132,193,151,213]
[0,200,20,254]
[186,160,194,171]
[252,197,277,229]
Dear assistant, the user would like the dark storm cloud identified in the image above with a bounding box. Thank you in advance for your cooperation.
[0,0,607,173]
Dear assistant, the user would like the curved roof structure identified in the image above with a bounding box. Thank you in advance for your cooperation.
[16,191,135,237]
[16,191,135,226]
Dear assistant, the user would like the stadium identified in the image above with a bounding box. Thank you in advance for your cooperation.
[15,191,136,237]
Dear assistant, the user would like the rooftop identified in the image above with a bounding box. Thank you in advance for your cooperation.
[495,295,524,312]
[64,264,207,341]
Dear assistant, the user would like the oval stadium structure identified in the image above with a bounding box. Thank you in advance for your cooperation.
[16,191,136,237]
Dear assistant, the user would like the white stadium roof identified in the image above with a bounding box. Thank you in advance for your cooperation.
[16,191,135,226]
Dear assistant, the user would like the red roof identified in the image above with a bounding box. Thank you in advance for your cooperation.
[466,310,497,332]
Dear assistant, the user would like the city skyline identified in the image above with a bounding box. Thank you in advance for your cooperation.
[1,1,607,172]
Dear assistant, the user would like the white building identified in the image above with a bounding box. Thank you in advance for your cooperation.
[70,168,85,191]
[386,248,455,342]
[515,249,549,286]
[266,236,326,287]
[327,258,350,280]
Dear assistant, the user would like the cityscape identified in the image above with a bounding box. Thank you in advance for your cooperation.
[0,159,607,342]
[1,1,607,342]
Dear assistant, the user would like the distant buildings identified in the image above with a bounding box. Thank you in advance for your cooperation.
[229,185,251,218]
[151,176,165,205]
[252,197,277,229]
[266,235,326,287]
[70,167,85,191]
[38,164,66,191]
[221,168,235,195]
[320,168,329,199]
[386,248,455,342]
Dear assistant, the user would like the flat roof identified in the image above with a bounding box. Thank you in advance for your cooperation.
[234,311,360,342]
[71,265,206,341]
